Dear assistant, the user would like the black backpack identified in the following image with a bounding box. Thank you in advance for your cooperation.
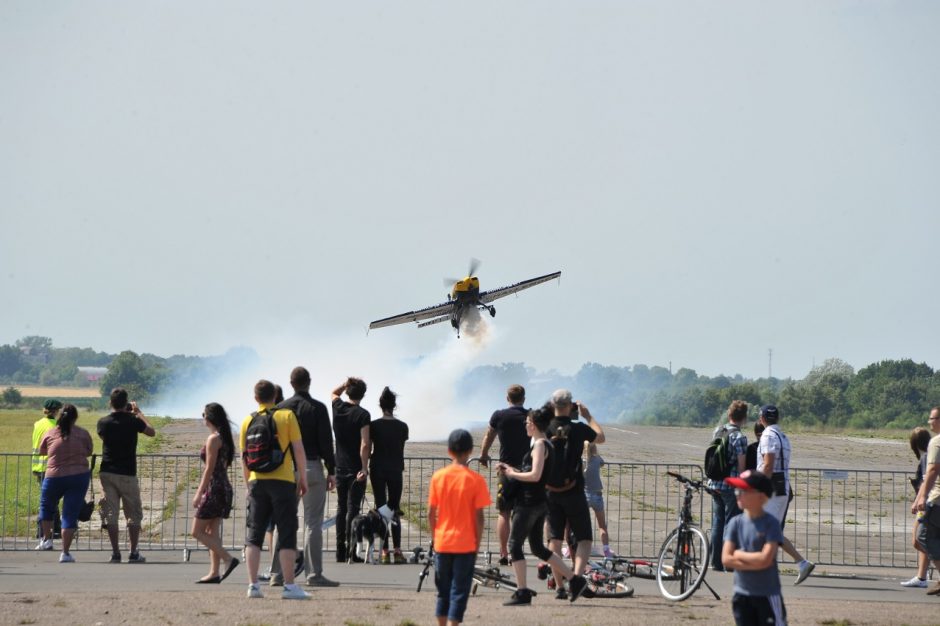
[546,419,581,490]
[704,425,737,481]
[243,409,287,473]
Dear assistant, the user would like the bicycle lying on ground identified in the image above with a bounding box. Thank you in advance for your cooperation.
[656,471,722,602]
[581,556,647,598]
[416,542,524,597]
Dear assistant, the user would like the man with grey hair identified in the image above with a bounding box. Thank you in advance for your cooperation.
[544,389,605,599]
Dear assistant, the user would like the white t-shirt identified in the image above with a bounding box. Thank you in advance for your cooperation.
[757,424,792,493]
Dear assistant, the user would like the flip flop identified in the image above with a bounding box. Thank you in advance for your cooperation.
[220,557,240,582]
[196,576,221,584]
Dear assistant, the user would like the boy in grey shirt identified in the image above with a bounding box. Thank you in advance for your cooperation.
[722,470,787,626]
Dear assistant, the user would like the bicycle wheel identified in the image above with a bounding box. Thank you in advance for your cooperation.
[585,574,635,598]
[472,567,517,591]
[656,526,709,601]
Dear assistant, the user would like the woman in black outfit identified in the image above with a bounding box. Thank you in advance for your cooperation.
[369,387,409,564]
[496,405,586,605]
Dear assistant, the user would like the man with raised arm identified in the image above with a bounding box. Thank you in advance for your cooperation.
[544,389,605,599]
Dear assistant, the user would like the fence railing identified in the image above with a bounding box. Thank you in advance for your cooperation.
[0,452,917,568]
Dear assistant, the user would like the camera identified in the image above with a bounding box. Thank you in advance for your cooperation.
[570,402,579,418]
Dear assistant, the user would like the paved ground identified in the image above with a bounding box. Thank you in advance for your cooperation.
[2,549,938,625]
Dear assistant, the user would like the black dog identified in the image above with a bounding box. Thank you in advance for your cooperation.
[349,509,388,564]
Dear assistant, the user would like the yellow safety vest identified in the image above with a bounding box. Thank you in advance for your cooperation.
[31,417,57,473]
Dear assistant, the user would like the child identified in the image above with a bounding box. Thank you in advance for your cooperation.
[583,441,613,558]
[722,470,787,626]
[428,429,492,626]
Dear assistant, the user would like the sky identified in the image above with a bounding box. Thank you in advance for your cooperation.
[2,2,938,393]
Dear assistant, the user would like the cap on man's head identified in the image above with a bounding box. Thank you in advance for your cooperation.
[724,470,773,498]
[447,429,473,454]
[43,399,63,411]
[551,389,573,406]
[760,405,780,422]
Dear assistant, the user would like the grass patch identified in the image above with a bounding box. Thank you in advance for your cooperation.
[818,620,853,626]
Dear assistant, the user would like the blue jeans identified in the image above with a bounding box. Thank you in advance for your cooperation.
[711,488,741,570]
[435,552,476,623]
[40,472,90,530]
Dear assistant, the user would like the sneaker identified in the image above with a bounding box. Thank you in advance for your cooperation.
[381,550,391,564]
[348,553,364,564]
[928,582,940,596]
[537,563,551,580]
[498,555,510,566]
[555,587,568,601]
[257,571,271,582]
[393,550,407,564]
[282,584,311,600]
[108,552,122,564]
[247,583,264,599]
[35,538,53,551]
[269,573,284,587]
[127,552,146,564]
[568,575,587,603]
[547,576,556,590]
[902,576,929,588]
[306,574,340,587]
[58,552,75,563]
[794,560,815,585]
[503,588,532,606]
[603,547,615,559]
[561,545,571,559]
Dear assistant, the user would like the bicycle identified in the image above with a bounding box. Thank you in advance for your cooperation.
[656,471,722,602]
[582,557,639,598]
[416,542,522,596]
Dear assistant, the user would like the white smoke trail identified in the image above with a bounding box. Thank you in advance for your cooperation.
[152,315,498,441]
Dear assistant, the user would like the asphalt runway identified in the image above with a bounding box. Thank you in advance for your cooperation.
[0,549,934,609]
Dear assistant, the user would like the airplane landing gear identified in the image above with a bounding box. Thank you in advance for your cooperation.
[488,305,496,318]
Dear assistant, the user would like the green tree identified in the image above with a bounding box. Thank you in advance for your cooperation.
[100,351,151,400]
[0,345,23,378]
[2,386,23,406]
[15,336,53,352]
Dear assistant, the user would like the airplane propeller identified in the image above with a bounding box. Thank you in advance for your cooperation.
[444,258,481,286]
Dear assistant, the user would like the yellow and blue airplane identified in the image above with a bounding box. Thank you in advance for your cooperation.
[369,261,561,336]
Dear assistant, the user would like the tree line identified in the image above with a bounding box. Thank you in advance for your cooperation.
[0,336,257,404]
[457,357,940,430]
[3,336,937,429]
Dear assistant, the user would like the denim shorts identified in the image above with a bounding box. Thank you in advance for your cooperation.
[585,490,605,512]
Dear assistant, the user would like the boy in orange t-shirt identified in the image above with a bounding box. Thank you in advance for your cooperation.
[428,429,491,626]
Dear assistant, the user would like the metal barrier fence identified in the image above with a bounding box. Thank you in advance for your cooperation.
[0,452,917,568]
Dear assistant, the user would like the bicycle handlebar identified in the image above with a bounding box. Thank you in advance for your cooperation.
[666,471,721,497]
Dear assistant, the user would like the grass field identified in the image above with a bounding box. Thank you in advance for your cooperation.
[12,385,102,398]
[0,408,169,538]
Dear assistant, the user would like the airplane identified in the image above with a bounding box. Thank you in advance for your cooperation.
[368,261,562,336]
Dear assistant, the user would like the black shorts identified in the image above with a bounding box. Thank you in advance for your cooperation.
[732,593,786,626]
[546,486,593,543]
[246,479,299,550]
[496,474,516,513]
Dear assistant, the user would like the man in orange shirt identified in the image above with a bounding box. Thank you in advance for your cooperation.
[428,429,491,626]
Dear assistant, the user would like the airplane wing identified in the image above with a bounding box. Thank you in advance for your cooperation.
[479,271,562,304]
[369,301,453,330]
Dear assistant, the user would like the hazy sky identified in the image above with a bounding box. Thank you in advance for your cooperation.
[2,2,938,383]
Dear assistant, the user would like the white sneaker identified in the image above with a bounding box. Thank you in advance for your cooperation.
[247,583,264,599]
[59,552,75,563]
[35,538,53,551]
[561,545,571,559]
[901,576,928,588]
[794,560,815,585]
[281,584,311,600]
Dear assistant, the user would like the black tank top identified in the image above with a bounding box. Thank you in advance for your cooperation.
[516,438,554,506]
